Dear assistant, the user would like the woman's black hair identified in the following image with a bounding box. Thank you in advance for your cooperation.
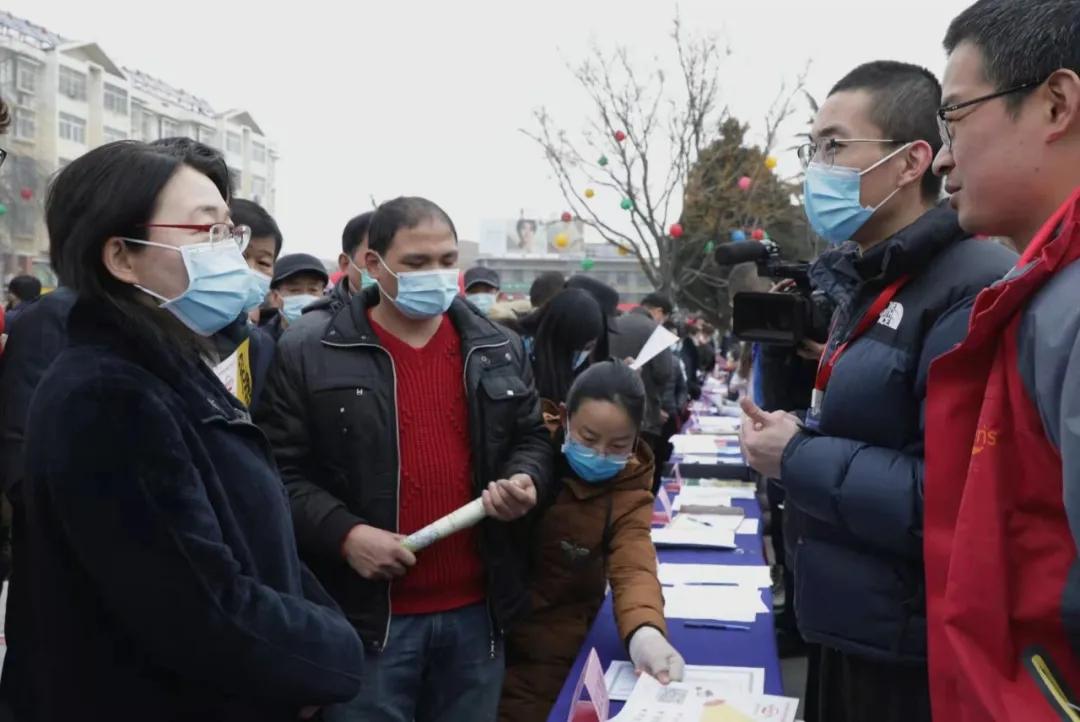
[531,288,610,404]
[46,140,232,359]
[566,360,647,431]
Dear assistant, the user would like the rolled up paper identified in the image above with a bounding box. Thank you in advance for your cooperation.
[401,497,487,553]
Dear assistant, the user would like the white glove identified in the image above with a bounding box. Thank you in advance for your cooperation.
[628,626,685,684]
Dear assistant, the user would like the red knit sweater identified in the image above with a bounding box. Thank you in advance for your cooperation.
[370,313,486,615]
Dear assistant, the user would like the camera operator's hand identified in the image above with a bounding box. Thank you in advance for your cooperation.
[797,339,826,361]
[769,279,797,294]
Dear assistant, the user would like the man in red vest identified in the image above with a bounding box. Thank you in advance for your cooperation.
[925,1,1080,719]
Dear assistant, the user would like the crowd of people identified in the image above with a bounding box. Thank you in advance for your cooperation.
[0,0,1075,720]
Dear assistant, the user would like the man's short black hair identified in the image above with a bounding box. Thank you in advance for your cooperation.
[342,211,374,258]
[230,198,283,258]
[7,274,41,303]
[829,60,944,201]
[368,197,457,256]
[530,271,565,308]
[944,0,1080,111]
[641,292,673,315]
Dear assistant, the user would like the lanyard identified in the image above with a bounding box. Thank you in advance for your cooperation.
[814,274,911,396]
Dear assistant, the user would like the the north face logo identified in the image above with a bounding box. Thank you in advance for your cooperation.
[878,301,904,330]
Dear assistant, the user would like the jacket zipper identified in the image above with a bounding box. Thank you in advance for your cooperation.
[462,338,510,642]
[324,339,401,652]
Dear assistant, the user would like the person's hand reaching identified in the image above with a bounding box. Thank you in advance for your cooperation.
[629,627,685,685]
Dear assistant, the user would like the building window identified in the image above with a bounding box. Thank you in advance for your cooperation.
[228,166,242,190]
[226,131,241,153]
[104,126,127,143]
[13,107,35,140]
[58,67,87,101]
[16,59,37,93]
[58,113,87,144]
[252,141,266,163]
[197,125,218,147]
[616,272,630,286]
[159,117,179,138]
[104,84,128,114]
[139,110,158,141]
[0,59,11,84]
[252,175,266,200]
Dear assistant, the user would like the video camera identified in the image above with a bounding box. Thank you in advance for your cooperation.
[712,240,815,346]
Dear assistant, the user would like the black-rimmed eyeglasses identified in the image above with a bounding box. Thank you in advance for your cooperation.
[937,78,1047,150]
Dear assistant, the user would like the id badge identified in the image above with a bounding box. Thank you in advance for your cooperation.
[806,389,824,431]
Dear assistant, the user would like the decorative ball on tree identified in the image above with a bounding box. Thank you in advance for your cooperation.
[751,228,766,241]
[613,130,627,143]
[584,188,595,199]
[731,229,747,242]
[598,155,609,167]
[617,245,630,256]
[764,156,778,170]
[738,176,753,191]
[669,223,684,239]
[0,204,8,216]
[620,198,633,211]
[19,187,32,201]
[704,241,716,253]
[554,232,570,248]
[580,257,595,271]
[561,211,573,223]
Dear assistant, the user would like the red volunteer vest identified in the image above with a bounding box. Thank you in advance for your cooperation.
[925,186,1080,721]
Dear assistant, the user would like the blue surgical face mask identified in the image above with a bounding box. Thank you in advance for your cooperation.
[573,349,591,371]
[469,292,497,315]
[376,256,459,320]
[125,238,252,336]
[349,259,377,290]
[244,269,271,312]
[281,293,320,324]
[562,428,631,484]
[803,143,911,244]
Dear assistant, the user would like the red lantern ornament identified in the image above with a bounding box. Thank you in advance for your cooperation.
[751,228,766,241]
[669,223,684,239]
[19,187,32,201]
[561,211,573,223]
[614,130,627,143]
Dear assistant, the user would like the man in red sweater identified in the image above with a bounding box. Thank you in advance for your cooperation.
[258,196,552,722]
[924,1,1080,719]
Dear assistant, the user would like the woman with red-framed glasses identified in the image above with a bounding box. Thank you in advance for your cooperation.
[16,140,364,722]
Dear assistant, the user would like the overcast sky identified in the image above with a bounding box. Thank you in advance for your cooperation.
[11,0,973,260]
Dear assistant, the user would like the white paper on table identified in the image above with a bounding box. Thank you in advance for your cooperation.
[610,674,705,721]
[694,416,743,435]
[697,481,758,497]
[663,584,768,622]
[669,512,745,535]
[651,526,736,549]
[631,325,681,371]
[735,518,760,535]
[604,661,765,702]
[672,434,734,455]
[678,454,739,466]
[658,563,773,588]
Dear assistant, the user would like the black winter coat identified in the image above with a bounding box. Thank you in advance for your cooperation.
[22,299,363,722]
[256,286,553,651]
[779,206,1016,662]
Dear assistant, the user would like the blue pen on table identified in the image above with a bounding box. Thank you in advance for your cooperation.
[683,621,751,632]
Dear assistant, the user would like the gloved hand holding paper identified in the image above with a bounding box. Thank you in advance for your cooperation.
[401,497,487,553]
[630,325,680,370]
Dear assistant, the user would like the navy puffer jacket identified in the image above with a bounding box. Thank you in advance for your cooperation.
[780,205,1016,663]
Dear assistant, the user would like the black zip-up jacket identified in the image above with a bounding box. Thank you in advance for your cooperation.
[256,286,552,651]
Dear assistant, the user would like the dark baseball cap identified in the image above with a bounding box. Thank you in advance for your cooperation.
[464,266,501,292]
[271,253,329,289]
